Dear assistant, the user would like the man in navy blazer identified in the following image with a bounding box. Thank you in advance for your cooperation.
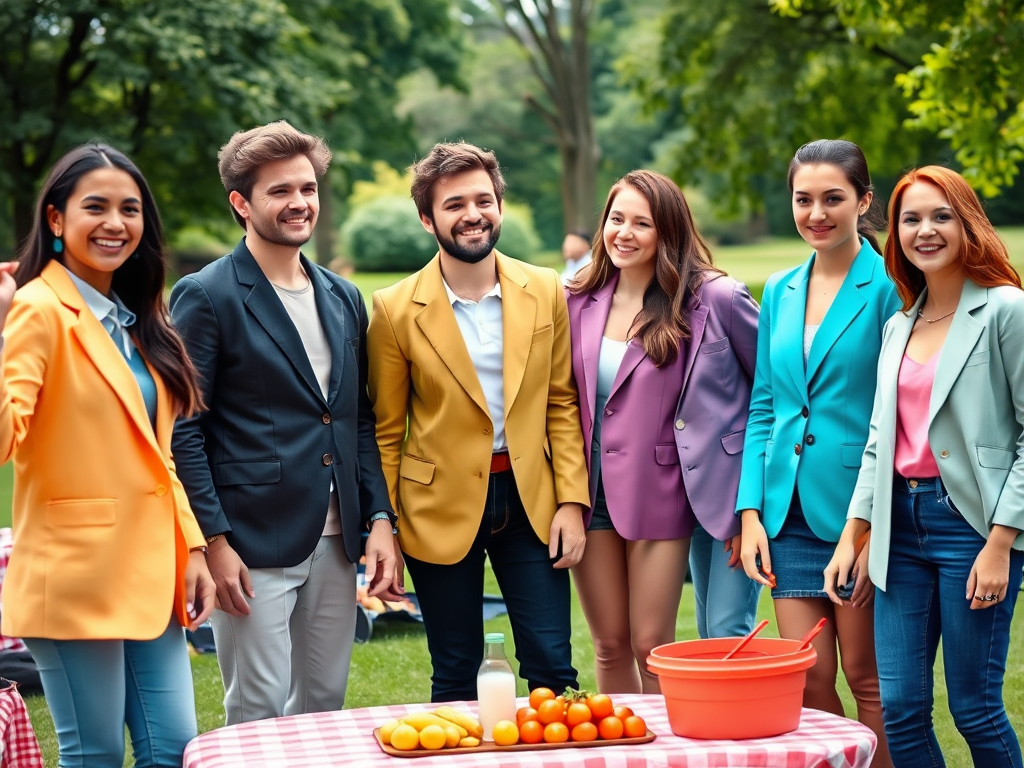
[170,121,398,725]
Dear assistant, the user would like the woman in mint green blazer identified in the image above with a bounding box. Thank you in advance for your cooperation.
[737,140,898,766]
[825,166,1024,768]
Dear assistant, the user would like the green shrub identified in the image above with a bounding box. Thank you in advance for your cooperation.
[341,196,437,273]
[495,203,542,261]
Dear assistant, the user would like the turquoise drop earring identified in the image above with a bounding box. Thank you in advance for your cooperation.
[53,234,63,253]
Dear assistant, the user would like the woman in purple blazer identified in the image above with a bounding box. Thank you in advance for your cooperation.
[566,171,760,693]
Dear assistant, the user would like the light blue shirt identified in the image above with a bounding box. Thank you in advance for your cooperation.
[62,265,157,426]
[443,278,506,452]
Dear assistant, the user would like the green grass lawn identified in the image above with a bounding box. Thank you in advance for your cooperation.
[4,226,1024,765]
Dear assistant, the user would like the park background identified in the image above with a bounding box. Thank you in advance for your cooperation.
[2,1,1024,765]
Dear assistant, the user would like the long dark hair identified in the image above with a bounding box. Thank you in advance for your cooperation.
[16,144,203,416]
[787,139,883,252]
[571,170,720,367]
[885,166,1020,310]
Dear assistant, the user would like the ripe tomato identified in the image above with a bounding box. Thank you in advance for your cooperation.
[623,715,647,738]
[537,698,565,725]
[597,715,624,740]
[612,705,634,720]
[565,701,592,728]
[570,721,598,742]
[543,721,570,743]
[516,707,539,725]
[519,720,544,744]
[529,687,556,710]
[586,693,614,720]
[492,720,519,746]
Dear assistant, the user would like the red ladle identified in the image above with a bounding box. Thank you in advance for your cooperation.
[797,618,828,650]
[721,619,770,660]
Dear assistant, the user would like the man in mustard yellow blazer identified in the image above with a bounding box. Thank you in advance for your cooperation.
[367,142,590,702]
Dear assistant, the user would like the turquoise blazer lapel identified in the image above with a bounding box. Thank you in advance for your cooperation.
[805,241,875,383]
[777,258,812,405]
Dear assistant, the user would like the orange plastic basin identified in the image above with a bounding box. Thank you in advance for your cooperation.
[647,637,817,740]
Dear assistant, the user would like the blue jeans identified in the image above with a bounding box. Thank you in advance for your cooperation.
[24,619,196,768]
[688,523,762,638]
[404,469,577,701]
[876,476,1023,768]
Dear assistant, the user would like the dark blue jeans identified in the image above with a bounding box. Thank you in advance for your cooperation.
[404,469,578,702]
[876,475,1023,768]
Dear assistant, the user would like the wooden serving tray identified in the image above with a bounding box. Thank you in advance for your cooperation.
[373,727,656,757]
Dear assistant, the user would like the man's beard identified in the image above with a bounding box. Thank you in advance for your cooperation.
[250,209,314,248]
[435,222,501,264]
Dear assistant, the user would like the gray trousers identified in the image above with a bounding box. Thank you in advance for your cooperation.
[211,534,357,725]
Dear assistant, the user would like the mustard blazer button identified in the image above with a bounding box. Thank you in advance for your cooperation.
[155,485,168,497]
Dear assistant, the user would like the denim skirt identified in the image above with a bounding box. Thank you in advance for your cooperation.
[769,497,833,599]
[587,476,616,532]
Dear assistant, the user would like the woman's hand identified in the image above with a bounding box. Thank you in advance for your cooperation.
[849,534,875,609]
[0,261,19,334]
[739,509,773,586]
[185,549,216,631]
[824,520,871,606]
[725,532,743,569]
[967,525,1018,610]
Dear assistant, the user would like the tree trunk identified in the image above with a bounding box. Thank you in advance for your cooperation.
[314,169,336,267]
[494,0,600,237]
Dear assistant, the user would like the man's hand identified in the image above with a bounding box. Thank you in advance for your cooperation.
[549,502,586,568]
[365,521,403,600]
[205,539,254,616]
[185,550,216,630]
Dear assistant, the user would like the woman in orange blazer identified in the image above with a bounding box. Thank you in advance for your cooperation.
[0,144,214,768]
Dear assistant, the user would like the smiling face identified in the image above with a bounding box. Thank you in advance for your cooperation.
[791,163,871,257]
[897,181,964,279]
[231,155,319,249]
[602,184,658,276]
[420,168,502,264]
[47,167,144,294]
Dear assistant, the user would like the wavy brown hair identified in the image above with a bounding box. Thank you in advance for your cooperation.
[885,166,1020,310]
[15,144,203,416]
[571,170,720,367]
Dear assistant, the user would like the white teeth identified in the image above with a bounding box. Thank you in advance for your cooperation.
[460,229,484,236]
[94,239,125,247]
[918,245,942,252]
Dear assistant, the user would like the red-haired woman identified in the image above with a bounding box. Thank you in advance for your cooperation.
[825,166,1024,767]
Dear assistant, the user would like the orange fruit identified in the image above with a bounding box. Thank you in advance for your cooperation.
[586,693,614,720]
[519,719,544,744]
[529,687,556,710]
[571,721,598,742]
[492,720,519,746]
[390,723,420,751]
[443,725,461,748]
[597,715,624,740]
[379,719,401,745]
[537,698,565,725]
[516,706,539,725]
[543,721,570,743]
[566,701,592,727]
[418,724,447,750]
[623,715,647,738]
[613,705,634,720]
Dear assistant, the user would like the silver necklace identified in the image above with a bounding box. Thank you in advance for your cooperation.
[917,308,956,324]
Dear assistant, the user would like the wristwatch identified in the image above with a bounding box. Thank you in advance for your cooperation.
[367,510,398,535]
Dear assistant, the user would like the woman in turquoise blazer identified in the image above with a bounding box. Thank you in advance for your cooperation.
[825,167,1024,768]
[737,140,898,766]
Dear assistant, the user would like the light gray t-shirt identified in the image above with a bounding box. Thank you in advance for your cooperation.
[273,275,340,536]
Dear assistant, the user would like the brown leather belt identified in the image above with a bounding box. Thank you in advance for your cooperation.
[490,452,513,473]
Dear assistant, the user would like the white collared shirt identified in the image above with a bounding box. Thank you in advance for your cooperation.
[561,251,592,285]
[442,278,506,452]
[62,265,138,359]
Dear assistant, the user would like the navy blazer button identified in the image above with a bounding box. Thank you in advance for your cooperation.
[805,434,815,445]
[322,453,333,466]
[322,413,332,424]
[794,444,802,456]
[801,406,809,418]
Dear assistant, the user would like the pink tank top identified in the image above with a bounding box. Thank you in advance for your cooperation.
[895,351,941,478]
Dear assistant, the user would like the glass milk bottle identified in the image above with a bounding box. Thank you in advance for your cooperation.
[476,632,517,741]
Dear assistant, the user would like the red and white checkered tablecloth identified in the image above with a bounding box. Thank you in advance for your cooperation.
[183,693,876,768]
